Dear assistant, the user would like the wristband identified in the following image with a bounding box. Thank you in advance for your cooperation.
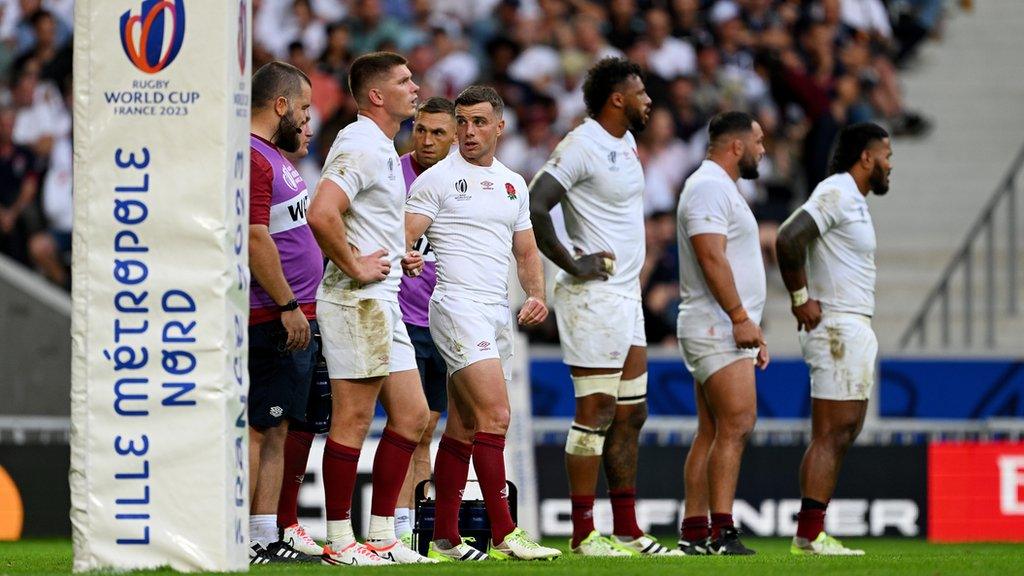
[279,298,299,312]
[790,287,809,307]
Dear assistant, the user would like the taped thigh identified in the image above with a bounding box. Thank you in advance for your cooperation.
[571,372,622,398]
[617,372,647,405]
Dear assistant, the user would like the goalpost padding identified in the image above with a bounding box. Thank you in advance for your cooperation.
[71,0,251,571]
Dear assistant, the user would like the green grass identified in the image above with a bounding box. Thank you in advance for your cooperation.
[2,538,1022,575]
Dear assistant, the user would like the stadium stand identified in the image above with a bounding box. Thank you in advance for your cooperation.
[4,0,1024,547]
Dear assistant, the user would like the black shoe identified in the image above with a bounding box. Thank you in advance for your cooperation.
[249,542,274,565]
[677,537,710,555]
[264,540,321,563]
[709,527,755,555]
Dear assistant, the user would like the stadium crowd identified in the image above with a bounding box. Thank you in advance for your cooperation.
[0,0,947,345]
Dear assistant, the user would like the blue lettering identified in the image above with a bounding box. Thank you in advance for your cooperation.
[113,199,148,225]
[113,319,149,343]
[161,382,196,406]
[162,290,196,313]
[116,526,150,546]
[114,230,149,253]
[112,378,149,416]
[114,290,149,313]
[162,320,196,343]
[114,434,149,456]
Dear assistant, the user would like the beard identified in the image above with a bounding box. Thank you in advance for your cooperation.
[738,151,760,179]
[870,164,890,195]
[273,110,303,153]
[626,106,648,133]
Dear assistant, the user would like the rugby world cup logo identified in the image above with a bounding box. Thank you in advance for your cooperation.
[120,0,187,74]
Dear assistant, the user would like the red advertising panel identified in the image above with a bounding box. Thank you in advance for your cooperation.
[929,441,1024,542]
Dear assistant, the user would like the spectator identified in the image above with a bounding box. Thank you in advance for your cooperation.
[318,22,353,79]
[639,210,679,346]
[0,105,37,261]
[10,57,67,162]
[645,8,697,82]
[424,27,479,100]
[345,0,408,54]
[499,101,559,182]
[34,89,70,288]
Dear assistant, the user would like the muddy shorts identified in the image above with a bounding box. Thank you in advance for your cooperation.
[799,312,878,401]
[316,297,416,379]
[553,282,646,369]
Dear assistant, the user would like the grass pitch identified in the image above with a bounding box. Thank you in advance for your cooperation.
[2,538,1022,575]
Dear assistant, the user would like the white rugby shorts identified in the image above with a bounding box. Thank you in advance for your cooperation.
[317,297,417,379]
[799,312,878,401]
[554,282,646,369]
[428,294,514,382]
[678,334,757,385]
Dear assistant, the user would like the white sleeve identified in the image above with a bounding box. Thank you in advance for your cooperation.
[405,172,443,220]
[320,137,371,201]
[537,135,588,190]
[801,188,843,234]
[513,177,532,232]
[683,181,732,237]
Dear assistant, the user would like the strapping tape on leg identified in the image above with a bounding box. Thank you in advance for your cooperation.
[571,372,622,398]
[616,373,647,405]
[565,421,609,456]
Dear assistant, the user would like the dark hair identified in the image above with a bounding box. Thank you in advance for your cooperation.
[417,96,455,118]
[348,51,407,104]
[708,110,755,143]
[30,9,54,28]
[251,61,310,110]
[828,122,890,175]
[454,85,504,117]
[582,57,642,118]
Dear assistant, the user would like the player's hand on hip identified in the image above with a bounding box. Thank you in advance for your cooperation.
[352,248,391,283]
[755,341,770,370]
[732,317,763,349]
[401,250,424,277]
[517,296,548,326]
[572,250,615,281]
[281,308,311,351]
[792,299,822,332]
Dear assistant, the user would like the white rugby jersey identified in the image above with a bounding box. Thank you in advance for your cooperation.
[406,151,531,305]
[676,160,766,339]
[800,172,877,317]
[536,118,645,299]
[317,115,405,303]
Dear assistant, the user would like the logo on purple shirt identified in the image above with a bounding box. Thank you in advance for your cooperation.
[249,135,324,313]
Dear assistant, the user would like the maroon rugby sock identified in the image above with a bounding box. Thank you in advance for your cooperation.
[472,432,516,544]
[323,438,360,521]
[277,430,314,529]
[570,494,596,548]
[431,435,473,544]
[369,427,418,517]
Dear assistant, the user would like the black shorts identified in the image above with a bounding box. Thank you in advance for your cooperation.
[248,319,319,430]
[407,323,447,414]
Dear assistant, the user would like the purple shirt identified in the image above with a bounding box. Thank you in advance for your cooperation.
[249,135,324,323]
[398,152,436,327]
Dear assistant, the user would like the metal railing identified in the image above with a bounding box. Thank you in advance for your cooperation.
[899,142,1024,349]
[8,415,1024,448]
